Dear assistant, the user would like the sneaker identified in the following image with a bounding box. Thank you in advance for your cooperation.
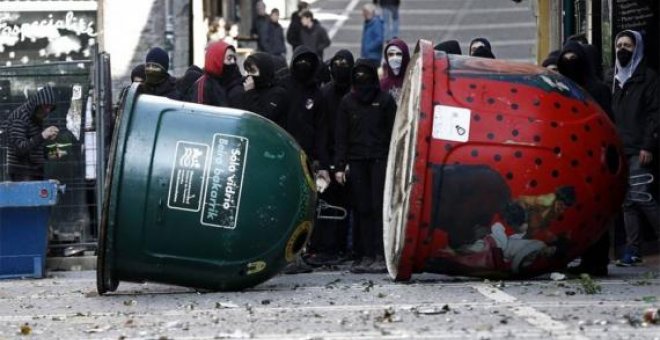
[350,257,374,273]
[615,253,643,267]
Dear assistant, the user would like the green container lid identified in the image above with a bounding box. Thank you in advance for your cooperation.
[97,85,316,293]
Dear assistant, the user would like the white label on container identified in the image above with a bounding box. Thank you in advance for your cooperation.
[167,141,210,212]
[432,105,471,142]
[200,134,249,229]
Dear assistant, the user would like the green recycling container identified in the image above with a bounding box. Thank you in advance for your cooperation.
[97,85,316,293]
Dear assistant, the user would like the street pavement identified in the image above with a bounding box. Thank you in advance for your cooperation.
[310,0,536,63]
[0,264,659,339]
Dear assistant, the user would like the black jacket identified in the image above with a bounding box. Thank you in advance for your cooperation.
[251,14,270,52]
[5,86,57,178]
[319,50,355,169]
[612,61,660,155]
[176,65,204,100]
[142,75,180,100]
[235,53,288,127]
[300,20,331,60]
[335,60,397,168]
[284,47,326,164]
[286,11,303,50]
[320,81,350,170]
[266,21,286,57]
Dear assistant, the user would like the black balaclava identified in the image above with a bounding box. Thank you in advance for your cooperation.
[472,46,495,59]
[218,64,241,87]
[292,57,316,83]
[351,60,379,104]
[330,49,355,90]
[244,52,275,89]
[557,41,589,86]
[434,40,462,55]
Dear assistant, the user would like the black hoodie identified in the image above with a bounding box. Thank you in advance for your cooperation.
[235,53,289,127]
[284,46,327,164]
[176,65,204,100]
[334,59,397,168]
[558,41,612,120]
[320,49,355,169]
[5,86,57,178]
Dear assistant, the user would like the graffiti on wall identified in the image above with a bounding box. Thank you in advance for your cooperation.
[0,11,97,66]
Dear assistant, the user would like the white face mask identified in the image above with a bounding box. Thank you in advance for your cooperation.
[388,56,403,75]
[386,45,404,76]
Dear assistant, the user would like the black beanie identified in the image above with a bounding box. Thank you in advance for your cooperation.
[131,64,146,81]
[146,47,169,70]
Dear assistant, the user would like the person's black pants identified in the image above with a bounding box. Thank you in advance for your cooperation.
[309,180,349,255]
[348,159,387,259]
[623,155,660,255]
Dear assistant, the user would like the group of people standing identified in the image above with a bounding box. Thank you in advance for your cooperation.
[541,30,659,275]
[126,31,412,274]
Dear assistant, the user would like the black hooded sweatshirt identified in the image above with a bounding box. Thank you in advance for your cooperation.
[284,46,326,164]
[557,41,612,120]
[5,86,57,178]
[320,49,354,170]
[334,59,397,169]
[176,65,204,100]
[235,53,289,127]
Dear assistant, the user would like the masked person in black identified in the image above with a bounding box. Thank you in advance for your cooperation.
[235,53,288,127]
[557,41,613,277]
[175,65,203,100]
[305,50,355,267]
[142,47,180,100]
[469,37,495,59]
[281,46,328,274]
[434,40,462,55]
[187,40,244,107]
[335,59,397,273]
[610,30,660,267]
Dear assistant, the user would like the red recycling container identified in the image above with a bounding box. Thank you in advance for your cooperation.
[384,40,627,280]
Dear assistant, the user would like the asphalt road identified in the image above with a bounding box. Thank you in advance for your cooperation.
[310,0,536,63]
[0,265,658,339]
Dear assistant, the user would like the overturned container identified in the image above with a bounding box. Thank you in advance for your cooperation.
[97,85,316,293]
[384,40,627,280]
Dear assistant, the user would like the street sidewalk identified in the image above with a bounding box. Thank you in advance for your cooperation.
[1,264,658,339]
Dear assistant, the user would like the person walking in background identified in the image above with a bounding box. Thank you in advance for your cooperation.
[373,0,400,42]
[5,86,59,181]
[265,8,286,58]
[287,1,310,51]
[235,53,288,127]
[380,38,409,101]
[250,1,270,53]
[187,41,244,107]
[556,41,613,277]
[142,47,180,100]
[306,49,356,267]
[360,3,384,64]
[299,10,331,60]
[610,30,660,267]
[335,59,397,274]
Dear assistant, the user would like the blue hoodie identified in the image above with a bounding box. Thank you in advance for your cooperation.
[361,16,384,63]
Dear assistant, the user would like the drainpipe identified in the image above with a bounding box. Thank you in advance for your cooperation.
[164,0,175,70]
